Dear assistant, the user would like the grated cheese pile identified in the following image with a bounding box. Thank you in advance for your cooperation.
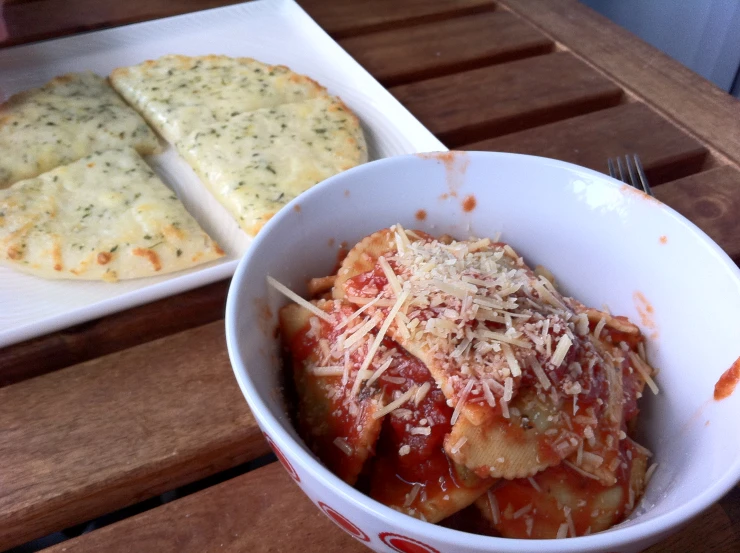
[342,225,658,427]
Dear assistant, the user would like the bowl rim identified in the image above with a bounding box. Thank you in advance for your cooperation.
[226,150,740,551]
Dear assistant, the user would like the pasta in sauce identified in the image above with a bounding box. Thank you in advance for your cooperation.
[276,225,658,538]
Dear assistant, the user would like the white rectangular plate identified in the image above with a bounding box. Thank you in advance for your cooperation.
[0,0,446,348]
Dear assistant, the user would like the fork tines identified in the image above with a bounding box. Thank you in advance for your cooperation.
[607,154,654,197]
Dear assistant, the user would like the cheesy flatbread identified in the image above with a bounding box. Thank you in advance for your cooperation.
[0,148,223,281]
[176,95,367,235]
[0,72,160,188]
[110,55,327,143]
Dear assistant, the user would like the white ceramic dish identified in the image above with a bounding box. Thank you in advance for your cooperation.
[226,151,740,553]
[0,0,444,348]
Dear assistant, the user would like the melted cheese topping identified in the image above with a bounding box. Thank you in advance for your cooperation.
[176,95,367,236]
[0,72,160,187]
[110,55,327,143]
[0,148,223,281]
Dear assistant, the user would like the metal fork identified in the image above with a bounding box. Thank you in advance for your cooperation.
[607,154,654,197]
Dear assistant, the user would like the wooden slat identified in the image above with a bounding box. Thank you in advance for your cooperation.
[43,463,740,553]
[338,11,552,87]
[299,0,493,38]
[497,0,740,170]
[390,51,623,146]
[645,486,740,553]
[2,0,242,46]
[463,102,708,185]
[655,167,740,263]
[43,462,366,553]
[0,280,229,388]
[0,321,266,551]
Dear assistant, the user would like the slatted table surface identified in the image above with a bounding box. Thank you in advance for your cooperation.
[1,0,739,552]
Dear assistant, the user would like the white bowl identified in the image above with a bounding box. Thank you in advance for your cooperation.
[225,151,740,553]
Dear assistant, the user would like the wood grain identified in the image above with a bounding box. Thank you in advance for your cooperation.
[299,0,493,38]
[0,321,266,551]
[43,462,366,553]
[339,10,553,87]
[390,51,624,146]
[1,0,494,46]
[655,166,740,263]
[0,279,229,388]
[463,102,708,185]
[1,0,243,46]
[42,462,740,553]
[644,488,740,553]
[497,0,740,170]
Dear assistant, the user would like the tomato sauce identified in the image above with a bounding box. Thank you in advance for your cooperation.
[714,356,740,400]
[369,341,483,517]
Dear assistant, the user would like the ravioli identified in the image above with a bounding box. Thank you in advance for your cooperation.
[475,437,650,538]
[176,95,367,235]
[0,149,223,281]
[336,227,653,482]
[110,54,327,143]
[0,72,160,188]
[280,300,385,485]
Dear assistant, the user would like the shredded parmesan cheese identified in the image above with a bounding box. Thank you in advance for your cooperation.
[410,426,431,436]
[593,316,607,339]
[309,366,345,376]
[449,436,468,454]
[343,314,382,349]
[563,460,601,481]
[527,477,542,493]
[333,437,353,456]
[451,379,475,425]
[645,462,659,484]
[357,290,410,377]
[267,276,332,322]
[403,483,422,507]
[551,334,572,367]
[556,523,569,539]
[530,358,551,390]
[628,351,659,395]
[501,343,522,376]
[365,357,394,388]
[414,382,431,406]
[337,296,382,330]
[372,385,418,419]
[513,504,533,519]
[378,256,402,296]
[564,506,576,537]
[487,490,501,525]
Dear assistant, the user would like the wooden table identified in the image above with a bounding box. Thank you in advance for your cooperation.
[1,1,739,551]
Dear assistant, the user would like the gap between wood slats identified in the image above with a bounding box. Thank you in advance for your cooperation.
[390,51,625,147]
[299,0,495,39]
[461,102,709,185]
[39,462,740,553]
[338,10,555,88]
[41,462,366,553]
[494,0,740,172]
[5,453,278,553]
[0,320,266,551]
[0,279,230,389]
